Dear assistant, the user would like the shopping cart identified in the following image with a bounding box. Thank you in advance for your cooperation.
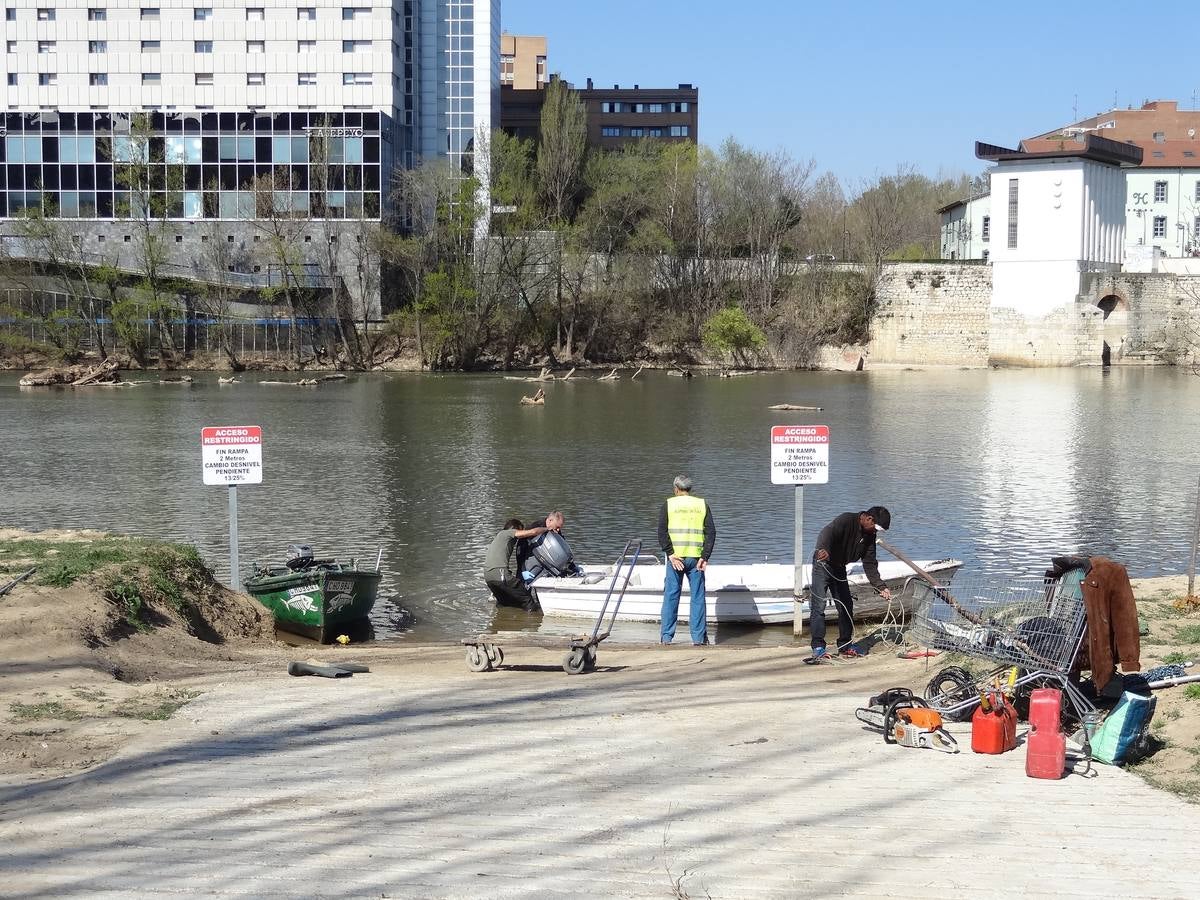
[906,568,1098,723]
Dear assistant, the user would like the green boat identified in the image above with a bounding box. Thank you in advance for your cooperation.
[245,545,382,643]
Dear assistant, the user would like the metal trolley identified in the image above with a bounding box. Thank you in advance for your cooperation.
[462,540,642,675]
[908,569,1098,723]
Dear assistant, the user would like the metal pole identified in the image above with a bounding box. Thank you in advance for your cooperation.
[229,484,241,591]
[793,485,805,637]
[1189,473,1200,598]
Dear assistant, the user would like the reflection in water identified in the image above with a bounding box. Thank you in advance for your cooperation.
[2,367,1197,646]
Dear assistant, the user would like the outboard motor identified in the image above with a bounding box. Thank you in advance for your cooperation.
[285,544,315,571]
[527,531,579,578]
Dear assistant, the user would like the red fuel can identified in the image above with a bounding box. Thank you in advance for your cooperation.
[971,694,1017,754]
[1025,688,1067,779]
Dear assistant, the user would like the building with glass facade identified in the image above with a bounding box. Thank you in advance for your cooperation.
[0,0,499,317]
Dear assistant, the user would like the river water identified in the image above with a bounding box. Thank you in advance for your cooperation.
[2,367,1197,644]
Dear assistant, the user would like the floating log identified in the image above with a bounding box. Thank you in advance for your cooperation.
[630,365,646,379]
[557,367,576,381]
[319,373,348,382]
[71,360,122,387]
[720,370,758,378]
[158,375,194,385]
[520,388,546,406]
[261,379,318,386]
[668,364,693,379]
[218,377,240,385]
[597,368,620,381]
[768,403,824,411]
[22,361,121,387]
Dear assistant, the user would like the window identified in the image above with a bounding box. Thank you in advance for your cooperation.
[343,40,371,52]
[89,40,107,53]
[298,40,316,51]
[142,73,161,85]
[669,125,689,137]
[298,72,318,85]
[298,6,316,19]
[601,126,620,137]
[1153,131,1166,143]
[140,8,160,20]
[1007,178,1019,249]
[1153,216,1167,238]
[649,127,663,137]
[4,9,14,21]
[630,127,644,138]
[342,72,372,84]
[1152,151,1165,159]
[141,41,161,51]
[88,8,106,20]
[195,40,213,53]
[195,73,213,85]
[38,73,57,86]
[536,55,546,82]
[343,7,370,19]
[5,41,14,53]
[6,73,16,85]
[89,73,108,86]
[1195,216,1200,243]
[193,7,212,19]
[1154,180,1168,202]
[500,54,513,82]
[647,103,664,113]
[1195,182,1200,202]
[247,41,265,53]
[247,73,266,85]
[982,215,991,241]
[37,8,54,20]
[38,41,55,54]
[671,101,689,113]
[246,7,264,19]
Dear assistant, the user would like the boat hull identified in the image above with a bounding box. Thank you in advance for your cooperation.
[532,559,961,625]
[245,567,382,643]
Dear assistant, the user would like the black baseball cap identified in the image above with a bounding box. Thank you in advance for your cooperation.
[865,506,891,531]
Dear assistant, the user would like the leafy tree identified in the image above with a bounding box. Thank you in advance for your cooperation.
[701,306,766,367]
[536,80,588,223]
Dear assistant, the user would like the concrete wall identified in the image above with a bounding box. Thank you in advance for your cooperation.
[1081,271,1200,364]
[867,263,991,366]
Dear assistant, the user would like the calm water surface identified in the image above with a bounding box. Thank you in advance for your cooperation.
[2,367,1197,644]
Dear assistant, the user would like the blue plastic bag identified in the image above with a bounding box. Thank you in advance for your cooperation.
[1091,691,1157,766]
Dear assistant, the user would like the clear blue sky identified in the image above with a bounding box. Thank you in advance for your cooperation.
[501,0,1200,185]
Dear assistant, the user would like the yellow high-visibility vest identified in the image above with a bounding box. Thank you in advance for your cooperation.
[667,494,707,559]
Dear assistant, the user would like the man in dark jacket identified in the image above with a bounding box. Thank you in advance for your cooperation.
[805,506,891,662]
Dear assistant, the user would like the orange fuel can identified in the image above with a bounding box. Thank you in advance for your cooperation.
[971,693,1017,754]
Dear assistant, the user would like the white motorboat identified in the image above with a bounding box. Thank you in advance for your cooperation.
[532,558,962,625]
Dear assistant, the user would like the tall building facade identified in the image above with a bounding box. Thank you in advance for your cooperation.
[0,0,499,315]
[499,32,545,91]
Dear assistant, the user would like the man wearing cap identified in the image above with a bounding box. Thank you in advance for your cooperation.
[805,506,892,662]
[658,475,716,646]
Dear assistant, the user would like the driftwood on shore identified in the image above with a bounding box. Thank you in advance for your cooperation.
[20,360,121,387]
[768,403,824,411]
[261,379,319,386]
[520,388,546,406]
[668,363,693,379]
[597,368,620,381]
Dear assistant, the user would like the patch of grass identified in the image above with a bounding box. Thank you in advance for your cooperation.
[71,687,109,703]
[1162,651,1194,665]
[1175,624,1200,645]
[1184,684,1200,701]
[9,701,84,722]
[112,688,199,721]
[103,573,152,633]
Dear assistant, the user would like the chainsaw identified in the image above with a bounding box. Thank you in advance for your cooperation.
[856,688,959,753]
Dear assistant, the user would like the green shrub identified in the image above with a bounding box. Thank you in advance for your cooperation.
[701,306,766,366]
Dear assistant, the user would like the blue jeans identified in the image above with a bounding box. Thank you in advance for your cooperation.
[661,558,707,644]
[809,557,855,652]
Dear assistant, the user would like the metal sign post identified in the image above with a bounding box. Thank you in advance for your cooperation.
[202,426,264,591]
[771,425,830,638]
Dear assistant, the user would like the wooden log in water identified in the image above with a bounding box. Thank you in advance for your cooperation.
[768,403,823,411]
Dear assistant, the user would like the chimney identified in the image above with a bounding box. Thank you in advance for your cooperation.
[634,84,639,90]
[586,77,593,90]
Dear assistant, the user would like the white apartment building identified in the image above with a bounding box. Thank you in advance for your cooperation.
[0,1,499,314]
[937,192,990,260]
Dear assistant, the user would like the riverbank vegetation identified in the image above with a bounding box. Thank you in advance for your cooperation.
[0,91,973,371]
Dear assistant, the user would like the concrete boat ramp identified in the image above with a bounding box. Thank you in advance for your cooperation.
[2,646,1198,899]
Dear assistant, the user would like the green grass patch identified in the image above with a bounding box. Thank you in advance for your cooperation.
[1162,651,1194,665]
[112,689,199,721]
[1184,684,1200,701]
[71,687,109,703]
[9,700,84,722]
[1175,624,1200,644]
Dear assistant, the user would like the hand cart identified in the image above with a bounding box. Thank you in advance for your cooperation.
[462,540,642,675]
[906,568,1098,724]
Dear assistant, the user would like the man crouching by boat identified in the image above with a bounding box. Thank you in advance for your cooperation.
[484,518,551,611]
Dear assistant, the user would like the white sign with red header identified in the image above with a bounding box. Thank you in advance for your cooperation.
[201,426,263,486]
[770,425,829,485]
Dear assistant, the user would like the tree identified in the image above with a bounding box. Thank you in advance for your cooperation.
[536,80,588,223]
[193,220,250,370]
[249,168,311,364]
[701,306,766,367]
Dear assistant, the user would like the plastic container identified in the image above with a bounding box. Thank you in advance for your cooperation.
[1025,688,1067,779]
[971,694,1017,754]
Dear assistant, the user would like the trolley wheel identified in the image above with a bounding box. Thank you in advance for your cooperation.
[563,647,588,675]
[485,644,504,667]
[466,645,492,672]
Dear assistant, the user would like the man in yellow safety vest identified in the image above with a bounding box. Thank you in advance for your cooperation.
[657,475,716,645]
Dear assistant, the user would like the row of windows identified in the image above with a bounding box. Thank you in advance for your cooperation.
[8,39,388,53]
[0,110,385,133]
[7,72,379,87]
[4,134,379,165]
[0,164,381,193]
[3,7,375,22]
[1,189,382,220]
[1140,180,1200,203]
[600,125,690,138]
[599,101,691,114]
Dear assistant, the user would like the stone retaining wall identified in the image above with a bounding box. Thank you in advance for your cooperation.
[867,263,991,366]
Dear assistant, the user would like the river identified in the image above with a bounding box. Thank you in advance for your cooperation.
[2,367,1197,643]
